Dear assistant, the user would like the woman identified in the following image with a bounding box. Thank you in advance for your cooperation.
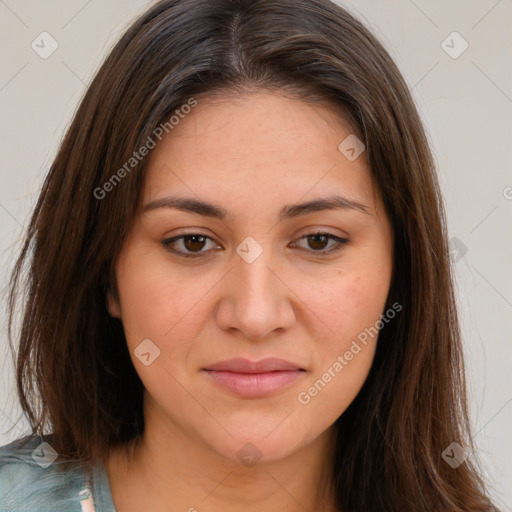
[0,0,498,510]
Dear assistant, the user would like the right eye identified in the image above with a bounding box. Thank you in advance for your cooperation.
[162,234,223,258]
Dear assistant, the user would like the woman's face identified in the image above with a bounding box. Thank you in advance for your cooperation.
[108,91,393,465]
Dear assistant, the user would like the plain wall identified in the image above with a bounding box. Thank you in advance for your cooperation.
[1,0,510,508]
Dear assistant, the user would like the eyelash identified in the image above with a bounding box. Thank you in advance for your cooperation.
[161,231,349,258]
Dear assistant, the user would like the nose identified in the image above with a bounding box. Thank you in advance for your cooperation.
[215,246,296,341]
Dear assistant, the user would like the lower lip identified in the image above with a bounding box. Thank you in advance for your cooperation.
[202,370,305,398]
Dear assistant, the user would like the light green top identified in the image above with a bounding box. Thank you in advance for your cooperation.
[0,434,117,511]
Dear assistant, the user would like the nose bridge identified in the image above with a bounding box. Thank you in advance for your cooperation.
[216,238,295,340]
[236,249,277,307]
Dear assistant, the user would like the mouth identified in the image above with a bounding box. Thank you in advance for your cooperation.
[201,357,306,398]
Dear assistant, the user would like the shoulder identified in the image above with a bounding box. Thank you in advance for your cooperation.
[0,434,92,511]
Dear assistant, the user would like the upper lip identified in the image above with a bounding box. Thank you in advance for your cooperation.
[203,357,305,373]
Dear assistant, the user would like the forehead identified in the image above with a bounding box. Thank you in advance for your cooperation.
[143,91,376,213]
[151,91,359,156]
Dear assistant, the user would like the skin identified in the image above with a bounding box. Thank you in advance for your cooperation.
[106,91,393,512]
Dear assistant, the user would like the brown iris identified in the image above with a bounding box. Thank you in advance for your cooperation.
[183,235,207,252]
[306,234,329,251]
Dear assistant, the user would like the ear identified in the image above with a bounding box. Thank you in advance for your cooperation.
[106,290,122,319]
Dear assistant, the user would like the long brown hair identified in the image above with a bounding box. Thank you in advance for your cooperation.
[7,0,497,509]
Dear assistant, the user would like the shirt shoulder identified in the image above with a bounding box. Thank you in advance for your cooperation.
[0,434,94,512]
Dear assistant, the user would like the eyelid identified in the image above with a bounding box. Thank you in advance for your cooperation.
[298,228,349,241]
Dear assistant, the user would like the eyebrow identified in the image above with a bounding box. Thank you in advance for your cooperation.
[142,194,370,220]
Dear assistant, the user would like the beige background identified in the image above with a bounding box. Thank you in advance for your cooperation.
[0,0,510,508]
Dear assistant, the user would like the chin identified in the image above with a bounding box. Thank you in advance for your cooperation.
[203,424,312,467]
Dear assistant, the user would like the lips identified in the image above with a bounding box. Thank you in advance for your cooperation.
[202,357,306,398]
[203,357,305,373]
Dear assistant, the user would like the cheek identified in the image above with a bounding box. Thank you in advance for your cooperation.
[294,266,390,350]
[292,274,385,420]
[290,261,390,415]
[114,251,213,349]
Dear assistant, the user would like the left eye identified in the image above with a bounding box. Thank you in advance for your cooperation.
[162,232,349,258]
[291,232,349,253]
